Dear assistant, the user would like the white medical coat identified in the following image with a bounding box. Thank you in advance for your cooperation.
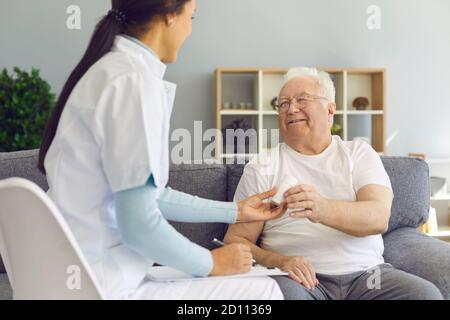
[45,35,176,299]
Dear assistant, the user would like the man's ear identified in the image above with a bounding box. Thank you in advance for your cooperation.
[328,102,336,123]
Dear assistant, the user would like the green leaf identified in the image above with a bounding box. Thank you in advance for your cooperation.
[0,67,55,151]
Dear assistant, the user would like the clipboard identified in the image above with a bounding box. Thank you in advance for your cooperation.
[146,265,288,282]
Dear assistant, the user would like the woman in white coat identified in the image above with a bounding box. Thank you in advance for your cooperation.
[38,0,286,300]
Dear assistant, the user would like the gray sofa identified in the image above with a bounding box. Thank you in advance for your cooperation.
[0,149,449,300]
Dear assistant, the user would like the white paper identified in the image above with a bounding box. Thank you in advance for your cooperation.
[146,265,288,282]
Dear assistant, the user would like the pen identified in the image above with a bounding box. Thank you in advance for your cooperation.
[212,238,257,266]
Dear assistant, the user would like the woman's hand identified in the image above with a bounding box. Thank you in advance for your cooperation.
[279,256,319,290]
[209,243,253,276]
[237,187,287,222]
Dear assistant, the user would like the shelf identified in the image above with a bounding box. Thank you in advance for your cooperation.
[262,111,278,115]
[220,110,259,115]
[221,153,257,159]
[347,73,384,111]
[431,194,450,201]
[220,72,258,115]
[427,226,450,239]
[346,110,384,115]
[329,72,345,112]
[262,115,282,149]
[261,110,384,117]
[347,114,372,144]
[216,67,386,159]
[346,68,386,74]
[426,158,450,165]
[262,72,284,111]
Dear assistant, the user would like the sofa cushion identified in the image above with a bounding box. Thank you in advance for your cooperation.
[166,163,230,249]
[383,227,449,299]
[226,164,246,202]
[226,157,430,234]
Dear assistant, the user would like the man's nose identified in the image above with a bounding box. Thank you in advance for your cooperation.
[287,102,300,114]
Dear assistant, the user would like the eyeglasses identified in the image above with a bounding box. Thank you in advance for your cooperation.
[273,94,329,114]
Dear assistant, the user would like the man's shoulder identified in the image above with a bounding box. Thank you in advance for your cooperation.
[245,144,281,172]
[334,136,375,158]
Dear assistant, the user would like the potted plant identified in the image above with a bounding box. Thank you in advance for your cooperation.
[331,123,343,136]
[0,67,55,152]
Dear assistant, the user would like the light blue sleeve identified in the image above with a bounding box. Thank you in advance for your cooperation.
[157,185,238,224]
[114,178,214,277]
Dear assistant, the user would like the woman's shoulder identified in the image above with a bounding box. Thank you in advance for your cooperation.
[77,51,163,102]
[87,52,143,84]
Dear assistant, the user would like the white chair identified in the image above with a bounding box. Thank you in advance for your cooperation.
[0,177,104,300]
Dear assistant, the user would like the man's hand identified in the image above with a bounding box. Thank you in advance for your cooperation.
[279,256,318,290]
[283,184,331,223]
[237,187,287,222]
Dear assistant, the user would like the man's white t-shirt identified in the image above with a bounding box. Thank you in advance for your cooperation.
[234,136,393,275]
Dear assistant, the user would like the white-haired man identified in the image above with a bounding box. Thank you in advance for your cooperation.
[224,67,443,300]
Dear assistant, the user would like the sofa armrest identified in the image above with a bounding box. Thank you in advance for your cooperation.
[383,227,450,299]
[381,157,430,233]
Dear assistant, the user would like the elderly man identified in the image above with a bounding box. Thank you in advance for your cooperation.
[224,67,443,300]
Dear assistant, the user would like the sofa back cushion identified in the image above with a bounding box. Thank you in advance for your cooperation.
[226,157,430,234]
[166,164,229,250]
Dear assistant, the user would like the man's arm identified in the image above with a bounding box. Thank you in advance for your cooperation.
[327,184,393,236]
[226,163,288,268]
[224,220,319,289]
[286,184,393,237]
[224,221,284,268]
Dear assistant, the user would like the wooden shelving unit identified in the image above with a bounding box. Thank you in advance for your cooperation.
[215,67,387,159]
[422,195,450,242]
[421,158,450,241]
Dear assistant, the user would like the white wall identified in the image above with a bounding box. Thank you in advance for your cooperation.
[1,0,450,168]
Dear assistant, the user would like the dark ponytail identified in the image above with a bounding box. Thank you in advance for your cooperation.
[38,0,190,174]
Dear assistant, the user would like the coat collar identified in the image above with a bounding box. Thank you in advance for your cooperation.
[112,35,167,80]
